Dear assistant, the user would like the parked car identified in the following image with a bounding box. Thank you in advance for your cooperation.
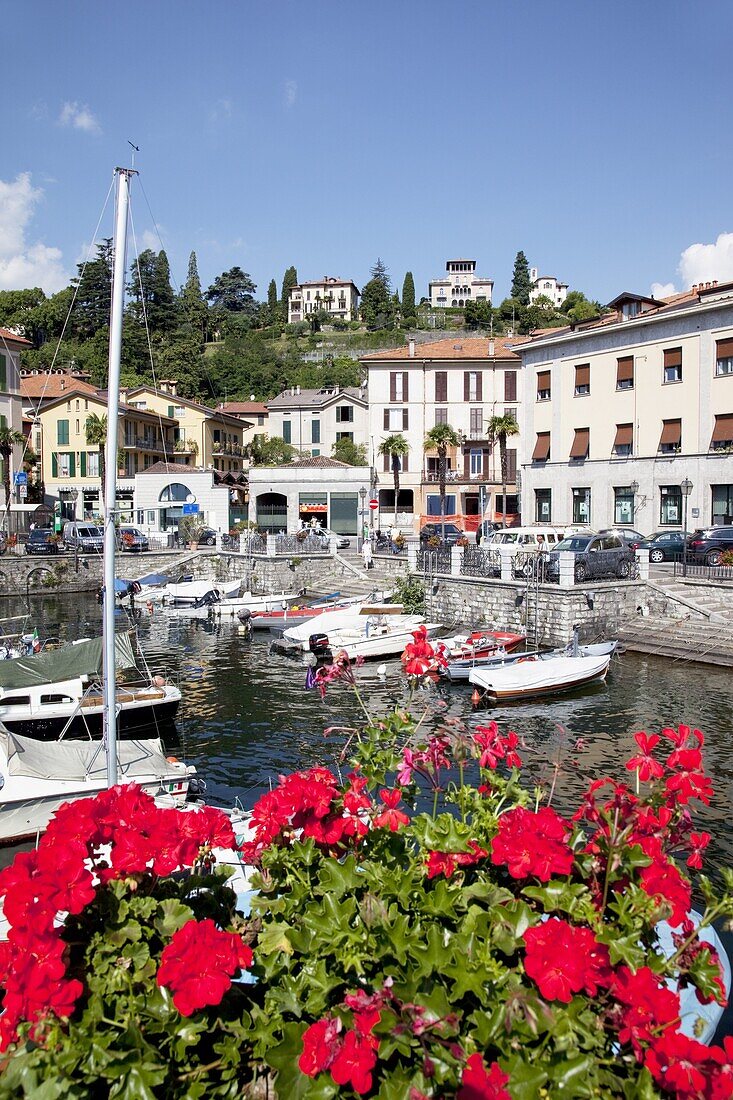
[546,532,635,582]
[634,530,691,563]
[419,522,465,546]
[117,526,149,552]
[195,528,217,547]
[25,528,60,555]
[687,526,733,565]
[308,527,351,550]
[598,528,647,548]
[63,522,104,553]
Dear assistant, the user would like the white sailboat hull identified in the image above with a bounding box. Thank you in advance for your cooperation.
[469,653,611,702]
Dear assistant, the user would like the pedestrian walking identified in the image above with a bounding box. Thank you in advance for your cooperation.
[362,539,373,570]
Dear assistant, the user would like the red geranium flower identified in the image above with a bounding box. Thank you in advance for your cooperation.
[299,1016,343,1075]
[373,788,410,831]
[330,1028,378,1095]
[491,806,574,881]
[523,919,611,1003]
[644,1028,713,1097]
[625,731,665,782]
[157,918,252,1016]
[611,965,681,1055]
[458,1053,510,1099]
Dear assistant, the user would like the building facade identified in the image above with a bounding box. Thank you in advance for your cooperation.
[248,456,372,534]
[216,400,269,457]
[529,269,569,308]
[287,277,360,324]
[514,283,733,532]
[266,386,369,458]
[0,329,31,506]
[362,338,523,532]
[428,260,494,310]
[134,461,231,534]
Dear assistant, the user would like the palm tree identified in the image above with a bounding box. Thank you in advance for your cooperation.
[377,434,409,525]
[85,413,107,492]
[424,423,460,540]
[486,413,520,528]
[0,426,27,516]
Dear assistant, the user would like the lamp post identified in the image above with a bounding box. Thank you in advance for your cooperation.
[359,485,367,547]
[630,480,639,526]
[681,478,693,577]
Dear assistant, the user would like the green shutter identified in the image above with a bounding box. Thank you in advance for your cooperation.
[69,453,75,477]
[168,405,174,418]
[0,354,6,391]
[0,415,6,429]
[80,452,87,477]
[52,452,58,478]
[57,420,69,445]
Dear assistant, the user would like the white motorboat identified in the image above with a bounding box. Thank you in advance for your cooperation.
[162,577,243,606]
[211,591,304,618]
[277,607,441,662]
[446,639,617,682]
[468,650,612,702]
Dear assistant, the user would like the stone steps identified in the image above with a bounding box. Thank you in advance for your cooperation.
[649,579,733,622]
[617,614,733,665]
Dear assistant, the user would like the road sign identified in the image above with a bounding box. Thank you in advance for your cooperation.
[369,499,379,510]
[18,484,27,499]
[182,503,200,515]
[13,472,27,486]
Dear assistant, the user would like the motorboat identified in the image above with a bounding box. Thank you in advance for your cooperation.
[445,638,616,682]
[162,577,243,606]
[274,607,441,662]
[441,630,525,681]
[212,591,304,618]
[243,592,375,631]
[468,650,612,703]
[0,633,181,741]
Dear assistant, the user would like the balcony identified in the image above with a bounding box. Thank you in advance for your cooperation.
[212,441,243,456]
[174,438,199,456]
[124,435,167,452]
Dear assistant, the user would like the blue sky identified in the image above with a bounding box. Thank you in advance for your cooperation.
[3,1,733,306]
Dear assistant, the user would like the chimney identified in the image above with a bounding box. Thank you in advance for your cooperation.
[713,280,718,287]
[296,384,301,395]
[488,338,495,356]
[60,380,65,391]
[408,338,415,358]
[692,284,697,293]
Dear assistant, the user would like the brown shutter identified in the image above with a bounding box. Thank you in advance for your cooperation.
[504,371,516,402]
[383,409,389,430]
[570,428,589,458]
[476,372,483,401]
[402,372,409,401]
[659,419,682,445]
[537,370,551,395]
[463,372,470,401]
[402,452,407,472]
[464,450,470,478]
[402,408,409,431]
[716,338,733,359]
[482,449,490,478]
[663,347,682,368]
[506,449,517,481]
[616,356,634,381]
[614,424,633,446]
[435,372,447,402]
[383,452,390,472]
[711,414,733,442]
[575,364,590,387]
[532,432,550,461]
[389,373,396,401]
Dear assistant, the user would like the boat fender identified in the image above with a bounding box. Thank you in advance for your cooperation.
[471,688,482,705]
[167,756,178,763]
[146,600,154,615]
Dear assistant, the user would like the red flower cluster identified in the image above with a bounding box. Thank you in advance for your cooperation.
[457,1053,510,1099]
[240,767,371,862]
[522,919,611,1003]
[299,1004,381,1095]
[0,785,237,1052]
[156,918,252,1016]
[373,788,410,831]
[397,734,452,789]
[473,721,522,770]
[490,805,574,881]
[308,649,361,699]
[626,724,713,806]
[425,841,488,880]
[401,625,447,678]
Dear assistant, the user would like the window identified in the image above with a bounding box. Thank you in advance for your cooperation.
[616,356,634,389]
[572,487,591,525]
[390,372,408,402]
[464,371,482,402]
[213,429,221,442]
[574,363,590,396]
[427,494,456,516]
[282,421,291,444]
[570,428,589,460]
[469,408,483,435]
[257,415,264,426]
[715,338,733,376]
[58,453,71,478]
[537,370,551,400]
[613,423,633,457]
[75,399,80,411]
[434,372,448,402]
[535,489,552,522]
[614,487,635,525]
[0,354,6,390]
[384,452,408,473]
[57,420,69,445]
[335,406,354,423]
[663,347,682,383]
[336,431,353,442]
[311,449,320,457]
[659,419,681,454]
[712,484,733,523]
[311,420,321,444]
[532,432,550,462]
[504,371,517,402]
[159,482,191,502]
[504,407,517,422]
[383,408,408,431]
[175,406,186,418]
[434,408,448,425]
[75,419,80,435]
[470,449,482,477]
[87,452,100,477]
[506,449,517,481]
[660,485,682,525]
[710,414,733,450]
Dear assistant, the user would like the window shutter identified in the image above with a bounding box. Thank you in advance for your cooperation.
[69,453,75,477]
[383,409,389,430]
[614,424,633,447]
[464,450,470,478]
[168,405,174,417]
[402,372,409,401]
[476,372,483,401]
[570,428,589,458]
[0,354,6,390]
[482,449,490,478]
[711,414,733,443]
[660,419,682,445]
[716,338,733,359]
[80,452,87,477]
[504,371,516,402]
[506,449,517,481]
[402,408,409,431]
[616,356,634,382]
[402,452,407,472]
[575,364,590,387]
[389,373,397,402]
[435,372,447,402]
[383,453,390,472]
[463,373,470,401]
[532,432,551,461]
[664,347,682,368]
[537,370,551,394]
[52,452,58,478]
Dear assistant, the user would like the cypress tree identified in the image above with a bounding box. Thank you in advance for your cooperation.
[181,250,208,341]
[267,278,279,322]
[511,251,533,307]
[281,266,298,320]
[150,250,178,333]
[402,271,416,319]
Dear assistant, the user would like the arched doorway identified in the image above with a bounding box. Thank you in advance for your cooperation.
[158,482,192,530]
[255,492,288,533]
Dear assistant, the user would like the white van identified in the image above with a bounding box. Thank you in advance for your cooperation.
[483,526,565,551]
[62,521,104,552]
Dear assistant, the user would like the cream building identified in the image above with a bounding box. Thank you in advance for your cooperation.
[361,337,524,532]
[529,269,569,308]
[428,260,494,309]
[288,277,360,324]
[248,456,372,535]
[0,328,31,506]
[515,283,733,531]
[266,385,369,458]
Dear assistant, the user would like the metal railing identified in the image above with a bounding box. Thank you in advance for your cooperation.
[673,560,733,582]
[416,546,451,574]
[460,546,501,578]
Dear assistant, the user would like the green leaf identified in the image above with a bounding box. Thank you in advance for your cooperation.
[154,898,194,938]
[548,1054,595,1097]
[498,1054,548,1099]
[109,1062,167,1100]
[257,919,294,957]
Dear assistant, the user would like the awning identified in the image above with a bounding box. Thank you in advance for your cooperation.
[660,420,681,445]
[570,428,589,459]
[532,432,550,461]
[614,424,633,447]
[711,414,733,443]
[616,356,634,381]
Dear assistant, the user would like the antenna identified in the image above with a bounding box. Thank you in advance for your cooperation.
[127,140,140,167]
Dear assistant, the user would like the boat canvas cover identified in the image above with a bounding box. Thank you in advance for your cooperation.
[0,633,136,691]
[1,729,171,781]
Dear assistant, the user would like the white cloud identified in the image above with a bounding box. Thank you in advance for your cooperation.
[59,100,101,134]
[651,231,733,297]
[284,79,297,108]
[651,282,676,299]
[0,174,68,293]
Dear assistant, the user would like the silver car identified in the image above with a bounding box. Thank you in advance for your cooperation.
[546,532,635,582]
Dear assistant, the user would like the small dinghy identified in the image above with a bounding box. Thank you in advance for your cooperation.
[469,651,612,703]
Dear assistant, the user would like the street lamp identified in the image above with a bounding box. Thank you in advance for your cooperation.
[359,485,367,546]
[681,478,693,577]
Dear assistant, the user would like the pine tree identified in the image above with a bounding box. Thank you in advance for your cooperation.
[181,251,208,342]
[71,239,113,339]
[401,271,416,319]
[511,251,533,306]
[281,266,298,320]
[371,258,390,290]
[150,250,178,334]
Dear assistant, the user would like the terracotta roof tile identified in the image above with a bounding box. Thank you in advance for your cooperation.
[21,376,98,402]
[139,461,208,475]
[360,336,525,361]
[0,328,32,347]
[281,456,351,468]
[217,401,269,416]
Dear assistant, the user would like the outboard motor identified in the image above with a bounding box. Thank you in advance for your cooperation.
[237,608,253,636]
[308,632,331,656]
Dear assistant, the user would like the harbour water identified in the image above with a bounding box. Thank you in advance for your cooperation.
[16,589,733,880]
